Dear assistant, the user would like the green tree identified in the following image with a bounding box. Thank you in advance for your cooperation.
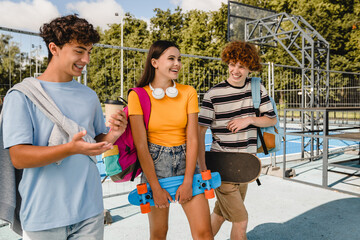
[86,0,359,105]
[236,0,360,72]
[150,7,184,44]
[179,4,228,93]
[88,15,151,102]
[0,34,21,97]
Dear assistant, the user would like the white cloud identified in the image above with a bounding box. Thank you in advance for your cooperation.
[0,0,60,32]
[66,0,125,30]
[179,0,227,12]
[140,17,151,31]
[170,0,181,6]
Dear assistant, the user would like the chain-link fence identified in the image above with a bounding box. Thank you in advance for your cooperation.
[1,26,359,111]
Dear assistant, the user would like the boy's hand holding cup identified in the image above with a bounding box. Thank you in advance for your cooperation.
[104,99,125,127]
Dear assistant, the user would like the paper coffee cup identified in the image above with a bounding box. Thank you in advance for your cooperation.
[104,99,124,126]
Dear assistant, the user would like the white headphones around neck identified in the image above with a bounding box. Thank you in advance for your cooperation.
[149,80,178,100]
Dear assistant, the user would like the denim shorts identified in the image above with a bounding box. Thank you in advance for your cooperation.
[141,142,200,183]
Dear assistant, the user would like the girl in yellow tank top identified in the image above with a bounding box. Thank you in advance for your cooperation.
[128,40,213,239]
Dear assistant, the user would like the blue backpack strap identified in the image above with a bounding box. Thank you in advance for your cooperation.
[251,77,269,155]
[251,77,261,109]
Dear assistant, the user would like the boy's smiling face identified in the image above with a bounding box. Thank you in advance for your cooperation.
[49,40,93,81]
[227,61,251,87]
[59,41,92,77]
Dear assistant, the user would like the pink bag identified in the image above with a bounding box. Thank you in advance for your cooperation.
[102,88,150,182]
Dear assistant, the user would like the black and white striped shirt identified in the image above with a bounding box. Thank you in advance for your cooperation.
[199,78,276,153]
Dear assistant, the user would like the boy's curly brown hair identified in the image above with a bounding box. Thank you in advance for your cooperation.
[221,41,262,72]
[40,14,100,62]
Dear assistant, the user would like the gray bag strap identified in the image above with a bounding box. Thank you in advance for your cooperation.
[11,78,73,131]
[7,78,97,164]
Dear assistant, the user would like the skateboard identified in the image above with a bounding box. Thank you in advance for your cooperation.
[128,170,221,214]
[205,152,261,184]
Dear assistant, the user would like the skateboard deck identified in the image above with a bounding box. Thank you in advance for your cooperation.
[128,171,221,213]
[205,152,261,184]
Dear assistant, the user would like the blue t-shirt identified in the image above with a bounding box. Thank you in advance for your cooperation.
[2,79,106,231]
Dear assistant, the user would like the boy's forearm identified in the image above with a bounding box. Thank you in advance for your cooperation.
[252,116,277,128]
[10,131,113,169]
[9,143,74,169]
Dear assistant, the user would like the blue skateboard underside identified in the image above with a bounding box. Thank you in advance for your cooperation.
[128,172,221,206]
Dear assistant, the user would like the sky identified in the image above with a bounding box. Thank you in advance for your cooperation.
[0,0,227,32]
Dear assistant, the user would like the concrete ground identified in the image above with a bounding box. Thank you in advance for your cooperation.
[1,172,360,240]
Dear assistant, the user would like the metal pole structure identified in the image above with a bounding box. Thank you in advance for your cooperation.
[36,51,38,76]
[271,62,276,167]
[83,65,88,86]
[115,12,124,98]
[20,51,22,81]
[267,62,276,167]
[267,62,271,96]
[29,51,32,78]
[9,42,11,88]
[121,16,124,98]
[32,44,41,77]
[246,13,330,160]
[271,62,275,97]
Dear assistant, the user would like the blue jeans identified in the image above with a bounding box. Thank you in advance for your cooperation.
[22,212,104,240]
[141,142,200,183]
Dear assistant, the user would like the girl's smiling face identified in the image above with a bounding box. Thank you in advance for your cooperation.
[152,46,182,80]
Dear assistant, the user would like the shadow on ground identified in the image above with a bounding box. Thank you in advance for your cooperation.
[247,197,360,240]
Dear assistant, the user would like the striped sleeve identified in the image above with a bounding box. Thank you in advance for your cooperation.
[259,84,276,118]
[198,91,214,127]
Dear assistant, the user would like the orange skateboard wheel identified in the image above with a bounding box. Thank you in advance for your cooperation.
[204,188,215,199]
[201,170,212,180]
[140,202,151,214]
[137,183,148,194]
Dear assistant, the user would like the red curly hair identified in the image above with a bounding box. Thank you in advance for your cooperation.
[221,41,262,72]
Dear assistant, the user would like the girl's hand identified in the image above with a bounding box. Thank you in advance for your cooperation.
[227,117,254,133]
[152,188,173,208]
[175,182,193,204]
